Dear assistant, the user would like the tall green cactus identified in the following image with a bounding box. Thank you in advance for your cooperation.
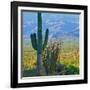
[30,12,49,75]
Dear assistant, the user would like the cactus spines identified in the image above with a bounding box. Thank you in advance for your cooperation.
[30,12,49,75]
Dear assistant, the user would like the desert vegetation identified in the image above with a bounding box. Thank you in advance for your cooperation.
[22,12,79,77]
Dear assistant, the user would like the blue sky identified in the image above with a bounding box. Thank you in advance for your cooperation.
[22,11,80,41]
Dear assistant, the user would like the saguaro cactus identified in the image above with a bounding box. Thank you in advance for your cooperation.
[30,12,49,75]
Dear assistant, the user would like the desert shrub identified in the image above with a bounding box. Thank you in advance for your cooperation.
[64,65,79,75]
[42,41,62,75]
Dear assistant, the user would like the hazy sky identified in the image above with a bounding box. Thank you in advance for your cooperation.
[22,11,80,41]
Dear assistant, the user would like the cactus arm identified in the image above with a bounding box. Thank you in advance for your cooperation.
[30,33,37,50]
[42,29,49,50]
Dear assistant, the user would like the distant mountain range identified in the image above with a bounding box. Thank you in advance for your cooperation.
[22,12,80,43]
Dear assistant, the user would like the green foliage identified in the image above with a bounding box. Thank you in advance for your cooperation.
[64,65,79,75]
[23,69,37,77]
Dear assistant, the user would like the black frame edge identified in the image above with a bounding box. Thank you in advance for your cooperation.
[84,6,88,84]
[11,1,87,9]
[11,2,18,88]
